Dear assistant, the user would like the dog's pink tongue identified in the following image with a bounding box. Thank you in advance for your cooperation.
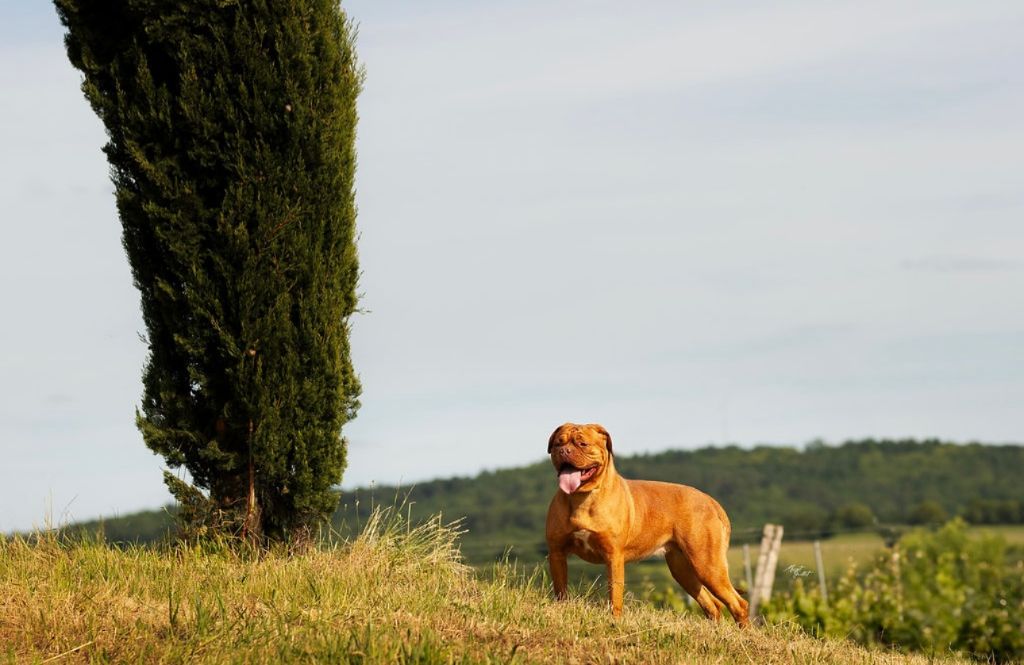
[558,469,582,494]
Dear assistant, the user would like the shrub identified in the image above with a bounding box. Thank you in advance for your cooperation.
[908,500,948,526]
[832,502,876,529]
[765,520,1024,662]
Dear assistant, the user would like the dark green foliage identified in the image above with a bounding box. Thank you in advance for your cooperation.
[964,498,1023,525]
[907,499,948,526]
[832,502,876,529]
[764,520,1024,663]
[60,506,177,544]
[55,0,362,540]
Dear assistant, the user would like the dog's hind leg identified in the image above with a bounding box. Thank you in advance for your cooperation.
[698,567,749,628]
[684,537,750,628]
[664,546,722,620]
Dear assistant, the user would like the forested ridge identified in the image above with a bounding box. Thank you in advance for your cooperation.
[54,439,1024,564]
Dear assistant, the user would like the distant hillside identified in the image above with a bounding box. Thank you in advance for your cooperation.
[57,439,1024,564]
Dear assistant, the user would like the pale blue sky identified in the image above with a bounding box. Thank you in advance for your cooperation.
[1,1,1022,531]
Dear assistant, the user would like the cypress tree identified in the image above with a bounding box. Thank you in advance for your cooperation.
[55,0,362,541]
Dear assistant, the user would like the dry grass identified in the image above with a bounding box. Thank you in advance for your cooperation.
[1,511,971,664]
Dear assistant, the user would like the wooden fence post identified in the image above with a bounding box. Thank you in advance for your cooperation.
[751,524,773,612]
[813,540,828,604]
[750,523,784,619]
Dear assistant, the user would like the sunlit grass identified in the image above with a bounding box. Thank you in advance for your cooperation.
[1,511,971,664]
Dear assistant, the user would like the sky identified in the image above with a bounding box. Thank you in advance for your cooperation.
[1,1,1022,532]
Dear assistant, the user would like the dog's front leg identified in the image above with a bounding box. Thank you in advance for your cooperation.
[549,547,568,600]
[606,551,625,617]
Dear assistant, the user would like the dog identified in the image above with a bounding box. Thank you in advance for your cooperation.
[545,422,749,625]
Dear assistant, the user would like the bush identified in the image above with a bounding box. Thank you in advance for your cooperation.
[832,502,876,529]
[764,520,1024,662]
[964,499,1023,525]
[907,500,948,526]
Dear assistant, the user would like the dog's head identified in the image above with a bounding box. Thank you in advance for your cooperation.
[547,422,613,494]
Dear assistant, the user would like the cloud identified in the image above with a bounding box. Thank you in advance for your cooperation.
[361,0,1022,112]
[901,257,1023,273]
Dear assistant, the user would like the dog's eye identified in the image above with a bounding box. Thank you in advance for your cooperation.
[578,441,588,447]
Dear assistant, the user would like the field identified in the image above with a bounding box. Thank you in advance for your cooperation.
[0,511,976,665]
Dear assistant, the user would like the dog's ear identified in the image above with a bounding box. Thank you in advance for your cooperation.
[548,423,570,453]
[589,424,613,456]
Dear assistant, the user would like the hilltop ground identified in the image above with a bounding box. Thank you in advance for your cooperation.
[1,511,971,665]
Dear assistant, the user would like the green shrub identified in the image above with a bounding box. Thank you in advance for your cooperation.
[765,520,1024,662]
[832,502,876,529]
[908,500,948,526]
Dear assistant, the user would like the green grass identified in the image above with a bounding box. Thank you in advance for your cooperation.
[969,524,1024,545]
[755,532,885,578]
[0,512,975,664]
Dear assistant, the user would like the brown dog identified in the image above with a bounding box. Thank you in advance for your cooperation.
[545,423,749,625]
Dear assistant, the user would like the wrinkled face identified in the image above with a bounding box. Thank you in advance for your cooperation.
[547,422,613,494]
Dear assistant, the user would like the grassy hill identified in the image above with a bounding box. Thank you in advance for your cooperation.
[2,510,972,664]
